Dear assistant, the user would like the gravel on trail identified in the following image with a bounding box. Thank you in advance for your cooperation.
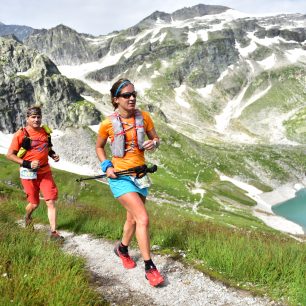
[55,229,281,306]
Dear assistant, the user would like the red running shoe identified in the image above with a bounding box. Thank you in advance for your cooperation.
[145,268,164,287]
[114,243,136,269]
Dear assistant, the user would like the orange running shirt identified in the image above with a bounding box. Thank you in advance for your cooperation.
[98,111,155,171]
[9,126,51,174]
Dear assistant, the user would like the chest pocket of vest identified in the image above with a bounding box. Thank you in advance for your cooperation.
[109,110,145,157]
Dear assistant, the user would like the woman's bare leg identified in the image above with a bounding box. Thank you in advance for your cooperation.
[121,210,136,246]
[118,192,151,260]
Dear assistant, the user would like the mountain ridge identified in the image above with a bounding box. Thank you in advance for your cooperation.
[3,5,303,145]
[0,22,34,41]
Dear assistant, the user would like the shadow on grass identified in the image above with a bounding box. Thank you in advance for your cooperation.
[59,214,90,233]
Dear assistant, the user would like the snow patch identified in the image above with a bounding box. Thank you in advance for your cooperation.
[232,84,272,119]
[150,32,167,44]
[151,70,161,78]
[187,31,198,45]
[217,170,305,235]
[217,65,233,82]
[257,53,276,70]
[215,85,248,133]
[285,48,306,63]
[197,84,214,97]
[236,40,257,57]
[0,132,13,154]
[174,85,190,108]
[16,69,32,77]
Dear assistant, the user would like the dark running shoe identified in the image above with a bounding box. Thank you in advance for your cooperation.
[24,214,33,228]
[145,268,164,287]
[114,243,136,269]
[50,231,64,241]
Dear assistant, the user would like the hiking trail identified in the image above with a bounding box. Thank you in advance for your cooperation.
[37,225,280,306]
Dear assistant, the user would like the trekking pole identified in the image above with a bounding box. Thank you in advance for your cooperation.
[75,165,157,182]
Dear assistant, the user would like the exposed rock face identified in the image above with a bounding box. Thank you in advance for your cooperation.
[171,4,230,20]
[51,127,100,173]
[255,27,306,42]
[135,11,173,29]
[0,37,101,133]
[135,4,230,29]
[86,27,238,88]
[1,4,306,146]
[24,25,100,65]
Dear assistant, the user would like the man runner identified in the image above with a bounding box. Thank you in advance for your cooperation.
[6,106,63,240]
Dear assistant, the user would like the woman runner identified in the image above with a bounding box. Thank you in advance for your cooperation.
[95,78,164,287]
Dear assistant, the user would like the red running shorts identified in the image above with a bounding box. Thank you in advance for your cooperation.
[21,171,58,205]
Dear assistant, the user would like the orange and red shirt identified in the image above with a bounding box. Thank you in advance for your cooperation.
[9,126,51,174]
[98,111,154,171]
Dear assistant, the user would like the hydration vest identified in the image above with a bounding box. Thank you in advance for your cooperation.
[17,125,53,158]
[109,109,145,157]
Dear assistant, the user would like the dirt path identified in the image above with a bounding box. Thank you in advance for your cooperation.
[54,229,280,306]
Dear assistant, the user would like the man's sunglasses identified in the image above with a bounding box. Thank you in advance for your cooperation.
[117,91,137,99]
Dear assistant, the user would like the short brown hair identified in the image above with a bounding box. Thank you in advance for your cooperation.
[26,106,42,117]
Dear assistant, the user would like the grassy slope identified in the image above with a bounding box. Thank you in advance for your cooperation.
[1,153,306,305]
[237,66,306,135]
[0,189,107,305]
[149,119,306,226]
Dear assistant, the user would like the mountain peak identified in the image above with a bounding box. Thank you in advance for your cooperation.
[136,10,172,28]
[135,4,231,29]
[171,3,230,20]
[50,24,78,33]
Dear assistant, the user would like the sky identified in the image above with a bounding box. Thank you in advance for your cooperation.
[0,0,305,36]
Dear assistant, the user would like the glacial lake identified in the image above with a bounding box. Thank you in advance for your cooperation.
[272,188,306,230]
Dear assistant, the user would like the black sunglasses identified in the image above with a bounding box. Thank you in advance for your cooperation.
[117,91,137,99]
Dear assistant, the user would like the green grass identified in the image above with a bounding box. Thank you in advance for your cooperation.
[249,45,273,61]
[284,106,306,144]
[240,66,306,122]
[1,153,306,305]
[0,198,107,305]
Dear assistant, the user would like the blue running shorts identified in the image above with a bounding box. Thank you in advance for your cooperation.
[108,175,148,198]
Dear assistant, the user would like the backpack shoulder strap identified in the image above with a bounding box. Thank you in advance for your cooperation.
[42,125,52,135]
[16,127,31,158]
[20,127,30,137]
[41,125,53,148]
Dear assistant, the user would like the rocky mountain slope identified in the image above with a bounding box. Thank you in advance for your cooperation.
[2,4,306,145]
[25,25,101,65]
[0,36,101,133]
[21,4,304,146]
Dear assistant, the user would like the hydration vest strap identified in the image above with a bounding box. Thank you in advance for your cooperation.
[109,109,145,157]
[20,128,31,150]
[114,130,125,136]
[17,126,53,158]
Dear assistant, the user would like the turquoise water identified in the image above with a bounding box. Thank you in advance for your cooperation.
[272,188,306,230]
